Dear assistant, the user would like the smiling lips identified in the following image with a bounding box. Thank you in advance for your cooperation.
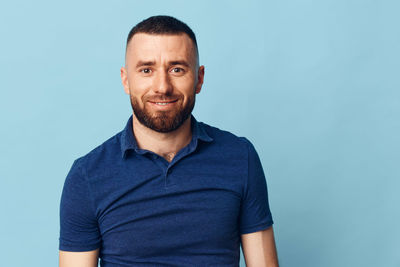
[148,99,178,107]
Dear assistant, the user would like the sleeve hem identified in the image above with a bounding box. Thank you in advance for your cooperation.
[59,243,101,252]
[239,219,274,235]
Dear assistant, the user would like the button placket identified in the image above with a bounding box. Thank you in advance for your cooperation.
[164,167,173,187]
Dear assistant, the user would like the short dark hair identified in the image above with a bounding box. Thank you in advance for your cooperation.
[126,15,198,58]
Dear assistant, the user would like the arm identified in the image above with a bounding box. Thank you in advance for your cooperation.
[241,226,279,267]
[59,249,99,267]
[59,160,101,266]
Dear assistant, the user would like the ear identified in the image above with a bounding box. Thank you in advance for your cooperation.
[195,65,205,94]
[120,67,130,95]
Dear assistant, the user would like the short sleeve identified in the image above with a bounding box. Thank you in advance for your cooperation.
[59,159,101,251]
[239,139,274,234]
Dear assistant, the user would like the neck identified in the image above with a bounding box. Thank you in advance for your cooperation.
[131,114,193,162]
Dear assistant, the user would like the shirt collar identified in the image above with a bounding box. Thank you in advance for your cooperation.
[120,114,213,159]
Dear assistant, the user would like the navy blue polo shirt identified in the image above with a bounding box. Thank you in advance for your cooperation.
[59,115,273,266]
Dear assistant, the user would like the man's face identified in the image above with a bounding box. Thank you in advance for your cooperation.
[121,33,204,133]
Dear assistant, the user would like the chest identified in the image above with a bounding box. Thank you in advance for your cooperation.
[91,156,245,260]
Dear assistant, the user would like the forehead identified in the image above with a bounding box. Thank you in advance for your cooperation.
[126,33,196,64]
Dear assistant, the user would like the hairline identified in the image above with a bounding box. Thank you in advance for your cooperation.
[125,32,200,68]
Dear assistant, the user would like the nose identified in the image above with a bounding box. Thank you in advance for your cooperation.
[153,69,173,95]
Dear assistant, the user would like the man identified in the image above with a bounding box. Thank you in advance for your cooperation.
[59,15,279,267]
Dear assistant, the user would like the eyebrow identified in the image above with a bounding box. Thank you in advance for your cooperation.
[135,60,191,68]
[135,60,156,68]
[168,60,190,68]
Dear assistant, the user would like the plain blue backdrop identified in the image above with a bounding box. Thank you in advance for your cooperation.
[0,1,399,266]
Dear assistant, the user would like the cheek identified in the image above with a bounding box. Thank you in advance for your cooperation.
[129,77,152,95]
[173,76,196,92]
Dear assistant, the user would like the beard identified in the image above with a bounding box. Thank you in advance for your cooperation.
[130,92,195,133]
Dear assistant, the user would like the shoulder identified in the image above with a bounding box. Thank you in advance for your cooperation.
[199,121,254,154]
[72,130,123,174]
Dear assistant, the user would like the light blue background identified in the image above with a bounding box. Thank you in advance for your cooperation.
[0,1,399,266]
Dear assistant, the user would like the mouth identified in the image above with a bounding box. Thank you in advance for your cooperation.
[147,99,179,108]
[149,99,178,106]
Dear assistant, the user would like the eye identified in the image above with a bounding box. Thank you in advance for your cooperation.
[140,68,152,74]
[171,67,184,73]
